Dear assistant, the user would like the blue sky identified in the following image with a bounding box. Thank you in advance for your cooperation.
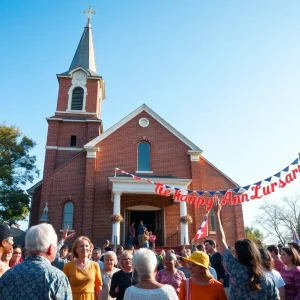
[1,1,299,237]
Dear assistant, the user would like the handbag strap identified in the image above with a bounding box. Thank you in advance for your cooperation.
[185,279,190,300]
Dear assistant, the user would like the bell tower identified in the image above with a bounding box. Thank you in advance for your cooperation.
[44,6,105,170]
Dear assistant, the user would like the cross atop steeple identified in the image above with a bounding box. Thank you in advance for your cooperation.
[83,6,96,26]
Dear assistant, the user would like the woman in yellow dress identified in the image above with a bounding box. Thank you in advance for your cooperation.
[64,236,102,300]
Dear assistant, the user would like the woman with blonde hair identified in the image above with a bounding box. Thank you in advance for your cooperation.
[63,236,102,300]
[110,250,139,300]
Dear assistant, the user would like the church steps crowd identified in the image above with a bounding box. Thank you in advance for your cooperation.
[0,198,300,300]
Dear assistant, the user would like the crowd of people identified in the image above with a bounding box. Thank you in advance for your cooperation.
[0,198,300,299]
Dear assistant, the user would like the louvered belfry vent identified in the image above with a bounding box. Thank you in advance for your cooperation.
[71,87,84,110]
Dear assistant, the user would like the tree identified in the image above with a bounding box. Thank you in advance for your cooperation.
[254,194,300,245]
[245,226,264,241]
[0,124,39,225]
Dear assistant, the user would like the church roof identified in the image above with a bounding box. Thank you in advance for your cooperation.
[59,19,98,76]
[85,104,202,151]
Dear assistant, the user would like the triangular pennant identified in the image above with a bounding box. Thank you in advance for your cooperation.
[242,185,251,190]
[187,190,193,194]
[254,181,262,186]
[196,191,204,196]
[264,177,272,182]
[165,185,171,189]
[291,158,299,165]
[238,188,245,193]
[174,187,180,191]
[208,191,216,196]
[233,188,240,193]
[273,172,281,178]
[219,190,227,196]
[282,166,290,172]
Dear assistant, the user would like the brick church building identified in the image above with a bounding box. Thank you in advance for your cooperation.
[28,18,244,247]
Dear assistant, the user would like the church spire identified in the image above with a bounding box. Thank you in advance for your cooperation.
[68,6,98,76]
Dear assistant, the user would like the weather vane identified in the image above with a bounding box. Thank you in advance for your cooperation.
[83,6,96,23]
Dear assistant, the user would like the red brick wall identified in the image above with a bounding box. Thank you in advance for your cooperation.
[29,184,42,227]
[35,108,244,246]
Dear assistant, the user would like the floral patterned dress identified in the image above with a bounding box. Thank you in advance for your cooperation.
[156,268,186,293]
[223,249,279,300]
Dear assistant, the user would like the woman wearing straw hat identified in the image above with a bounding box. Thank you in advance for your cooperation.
[178,251,227,300]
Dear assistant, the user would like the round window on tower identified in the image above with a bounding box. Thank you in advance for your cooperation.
[139,118,149,128]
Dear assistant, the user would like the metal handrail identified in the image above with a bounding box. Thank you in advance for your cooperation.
[166,230,179,247]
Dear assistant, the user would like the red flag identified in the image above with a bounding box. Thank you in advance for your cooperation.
[193,214,209,240]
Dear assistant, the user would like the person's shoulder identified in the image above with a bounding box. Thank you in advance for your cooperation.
[208,279,224,287]
[177,269,185,276]
[112,269,122,277]
[163,284,178,293]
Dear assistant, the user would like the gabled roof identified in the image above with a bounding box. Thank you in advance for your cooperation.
[85,104,202,151]
[59,20,98,76]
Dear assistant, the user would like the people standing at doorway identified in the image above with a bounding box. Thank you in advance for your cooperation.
[128,222,135,247]
[143,230,150,248]
[137,220,147,247]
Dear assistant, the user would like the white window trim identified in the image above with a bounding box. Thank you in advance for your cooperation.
[135,171,153,174]
[67,84,88,112]
[209,231,216,234]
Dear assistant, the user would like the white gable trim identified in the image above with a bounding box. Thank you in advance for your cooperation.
[84,104,202,151]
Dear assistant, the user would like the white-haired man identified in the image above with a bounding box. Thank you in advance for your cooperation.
[0,223,72,300]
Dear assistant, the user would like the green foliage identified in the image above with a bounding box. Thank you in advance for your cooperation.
[0,124,39,225]
[245,226,264,241]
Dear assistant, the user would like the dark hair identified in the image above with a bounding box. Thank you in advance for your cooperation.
[259,248,274,270]
[60,245,69,251]
[13,245,22,250]
[204,239,216,247]
[282,247,300,266]
[235,239,264,291]
[196,244,204,251]
[93,247,101,252]
[104,246,112,252]
[267,245,279,256]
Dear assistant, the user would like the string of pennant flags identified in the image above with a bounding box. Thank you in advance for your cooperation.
[115,156,300,197]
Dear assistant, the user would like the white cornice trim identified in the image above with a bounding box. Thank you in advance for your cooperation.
[85,146,99,158]
[84,104,202,151]
[108,176,192,195]
[47,118,63,121]
[45,146,83,151]
[46,117,101,123]
[188,150,203,162]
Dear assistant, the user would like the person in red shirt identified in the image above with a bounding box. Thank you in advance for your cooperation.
[267,245,285,272]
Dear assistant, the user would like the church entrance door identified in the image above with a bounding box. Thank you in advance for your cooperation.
[125,207,164,246]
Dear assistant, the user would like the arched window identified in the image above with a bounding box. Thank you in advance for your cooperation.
[71,87,84,110]
[210,210,216,232]
[63,202,74,230]
[138,141,151,171]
